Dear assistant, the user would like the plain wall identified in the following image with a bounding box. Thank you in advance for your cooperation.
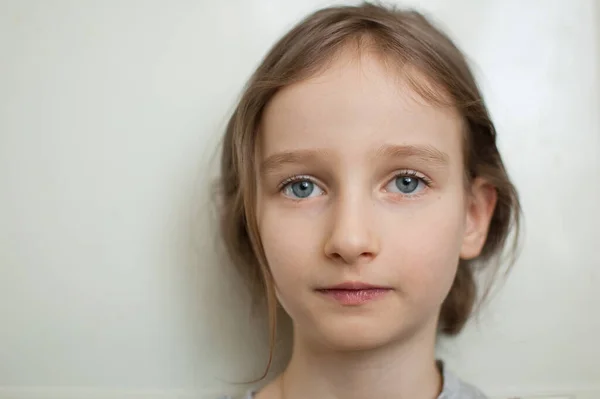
[1,1,599,398]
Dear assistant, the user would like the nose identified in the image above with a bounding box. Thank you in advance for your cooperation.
[323,195,380,265]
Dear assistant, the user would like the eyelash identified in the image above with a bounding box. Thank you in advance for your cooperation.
[277,170,433,193]
[393,169,433,187]
[278,175,319,191]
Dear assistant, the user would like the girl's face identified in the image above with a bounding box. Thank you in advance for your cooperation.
[256,50,493,350]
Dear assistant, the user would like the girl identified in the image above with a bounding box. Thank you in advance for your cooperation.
[217,2,520,399]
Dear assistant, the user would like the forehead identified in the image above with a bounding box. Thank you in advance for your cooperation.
[260,50,464,162]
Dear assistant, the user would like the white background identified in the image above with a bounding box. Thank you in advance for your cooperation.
[1,1,599,398]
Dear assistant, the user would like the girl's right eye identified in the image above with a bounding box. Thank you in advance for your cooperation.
[281,178,325,199]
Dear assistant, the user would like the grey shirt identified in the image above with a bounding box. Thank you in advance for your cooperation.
[220,364,488,399]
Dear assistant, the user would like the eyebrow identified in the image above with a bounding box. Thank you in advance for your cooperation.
[260,148,331,175]
[260,144,449,175]
[375,144,449,168]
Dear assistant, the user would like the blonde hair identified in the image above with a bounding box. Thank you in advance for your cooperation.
[217,2,521,378]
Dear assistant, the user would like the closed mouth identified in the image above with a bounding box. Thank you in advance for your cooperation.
[316,281,391,291]
[315,283,392,305]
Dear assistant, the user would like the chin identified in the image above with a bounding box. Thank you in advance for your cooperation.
[312,317,407,352]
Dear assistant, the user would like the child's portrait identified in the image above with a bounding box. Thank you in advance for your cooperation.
[0,2,598,399]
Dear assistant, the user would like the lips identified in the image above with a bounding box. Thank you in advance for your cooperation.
[321,281,390,290]
[316,281,392,305]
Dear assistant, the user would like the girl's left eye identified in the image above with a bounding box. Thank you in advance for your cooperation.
[384,172,429,195]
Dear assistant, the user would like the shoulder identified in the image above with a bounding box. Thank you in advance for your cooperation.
[440,366,489,399]
[216,391,255,399]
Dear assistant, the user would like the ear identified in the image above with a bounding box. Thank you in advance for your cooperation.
[460,177,498,260]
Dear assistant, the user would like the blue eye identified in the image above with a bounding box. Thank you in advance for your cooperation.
[395,176,419,193]
[385,173,427,195]
[282,179,324,199]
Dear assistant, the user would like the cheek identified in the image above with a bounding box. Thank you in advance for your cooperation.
[259,217,316,317]
[257,199,322,296]
[380,196,467,303]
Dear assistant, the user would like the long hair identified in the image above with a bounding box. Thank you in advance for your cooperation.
[217,2,521,379]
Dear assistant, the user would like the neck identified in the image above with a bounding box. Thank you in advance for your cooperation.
[278,320,442,399]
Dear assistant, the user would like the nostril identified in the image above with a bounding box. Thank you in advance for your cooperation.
[328,250,375,264]
[359,252,375,260]
[330,253,343,261]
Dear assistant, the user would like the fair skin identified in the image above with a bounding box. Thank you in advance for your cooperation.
[255,49,496,399]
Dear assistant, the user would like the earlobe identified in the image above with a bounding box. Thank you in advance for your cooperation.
[460,177,498,260]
